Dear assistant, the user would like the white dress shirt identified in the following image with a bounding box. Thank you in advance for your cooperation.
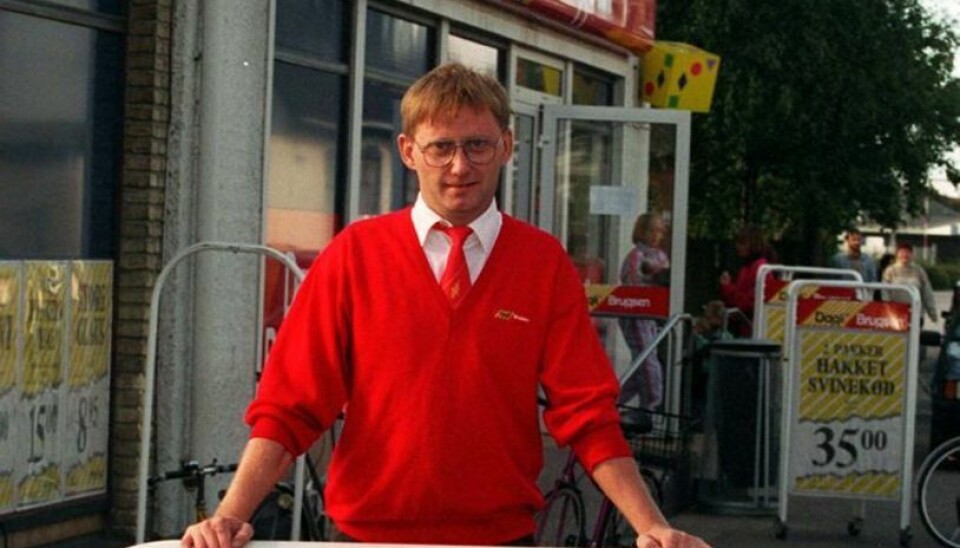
[411,194,502,284]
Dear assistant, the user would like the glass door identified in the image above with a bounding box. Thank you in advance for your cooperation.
[506,102,539,224]
[538,105,691,409]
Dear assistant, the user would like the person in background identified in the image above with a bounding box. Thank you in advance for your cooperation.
[617,212,670,410]
[180,63,708,548]
[882,241,939,324]
[718,224,773,337]
[690,300,731,419]
[829,228,877,282]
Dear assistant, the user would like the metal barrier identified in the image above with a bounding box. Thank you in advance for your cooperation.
[135,242,305,543]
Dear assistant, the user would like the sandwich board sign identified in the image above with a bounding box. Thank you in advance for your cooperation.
[776,280,918,546]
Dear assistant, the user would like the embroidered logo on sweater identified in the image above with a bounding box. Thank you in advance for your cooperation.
[494,309,530,323]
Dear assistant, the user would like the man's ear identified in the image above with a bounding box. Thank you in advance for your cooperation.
[397,133,417,170]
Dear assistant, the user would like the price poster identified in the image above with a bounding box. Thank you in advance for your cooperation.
[0,263,21,511]
[63,262,112,497]
[16,261,67,508]
[788,298,910,499]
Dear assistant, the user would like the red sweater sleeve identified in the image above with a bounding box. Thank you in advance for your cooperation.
[246,233,353,456]
[539,254,631,473]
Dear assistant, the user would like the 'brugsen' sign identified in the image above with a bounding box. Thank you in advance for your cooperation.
[586,284,669,318]
[507,0,656,52]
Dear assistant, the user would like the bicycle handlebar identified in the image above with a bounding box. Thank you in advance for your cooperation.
[148,459,238,487]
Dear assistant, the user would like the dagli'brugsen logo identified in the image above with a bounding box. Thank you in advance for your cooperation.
[606,295,651,309]
[494,309,530,323]
[852,311,907,331]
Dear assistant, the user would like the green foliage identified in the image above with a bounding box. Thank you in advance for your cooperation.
[921,260,960,290]
[658,0,960,261]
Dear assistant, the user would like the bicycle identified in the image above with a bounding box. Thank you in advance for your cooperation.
[147,455,327,541]
[917,435,960,547]
[535,406,696,547]
[147,459,238,523]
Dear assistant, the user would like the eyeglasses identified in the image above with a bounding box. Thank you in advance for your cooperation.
[413,136,503,168]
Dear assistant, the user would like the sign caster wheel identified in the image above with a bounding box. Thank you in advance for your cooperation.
[774,518,788,540]
[847,517,863,537]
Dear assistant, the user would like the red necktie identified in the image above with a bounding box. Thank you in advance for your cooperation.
[435,224,473,306]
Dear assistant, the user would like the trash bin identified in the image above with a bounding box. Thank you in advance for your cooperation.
[698,338,781,514]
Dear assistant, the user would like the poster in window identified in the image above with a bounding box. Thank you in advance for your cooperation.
[0,263,21,511]
[63,261,112,496]
[16,262,66,508]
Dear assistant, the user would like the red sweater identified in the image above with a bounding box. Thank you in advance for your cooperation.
[247,209,629,544]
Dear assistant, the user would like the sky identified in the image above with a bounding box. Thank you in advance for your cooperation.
[921,0,960,197]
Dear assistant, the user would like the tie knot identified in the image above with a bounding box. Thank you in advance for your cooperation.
[435,223,473,246]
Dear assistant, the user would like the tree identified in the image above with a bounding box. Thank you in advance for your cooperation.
[658,0,960,264]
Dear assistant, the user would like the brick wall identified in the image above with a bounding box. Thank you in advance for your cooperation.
[112,0,172,537]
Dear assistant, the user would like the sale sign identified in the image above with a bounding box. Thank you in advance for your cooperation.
[788,298,911,499]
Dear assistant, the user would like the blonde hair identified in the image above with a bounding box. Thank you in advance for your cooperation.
[400,63,511,136]
[631,212,663,245]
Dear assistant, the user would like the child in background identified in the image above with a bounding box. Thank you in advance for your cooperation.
[691,300,730,418]
[618,212,670,410]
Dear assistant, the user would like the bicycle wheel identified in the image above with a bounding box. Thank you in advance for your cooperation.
[592,468,661,548]
[918,437,960,547]
[535,486,586,547]
[598,508,636,548]
[641,468,663,508]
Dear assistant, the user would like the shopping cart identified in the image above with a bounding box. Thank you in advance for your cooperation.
[621,407,699,515]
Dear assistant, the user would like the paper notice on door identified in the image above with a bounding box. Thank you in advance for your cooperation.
[589,185,638,217]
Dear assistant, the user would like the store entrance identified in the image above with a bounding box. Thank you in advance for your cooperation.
[528,105,692,395]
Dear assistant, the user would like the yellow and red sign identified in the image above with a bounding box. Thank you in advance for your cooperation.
[762,279,858,342]
[788,297,911,499]
[586,284,669,318]
[796,299,910,333]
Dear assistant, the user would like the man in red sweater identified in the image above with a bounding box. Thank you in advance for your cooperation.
[182,63,709,548]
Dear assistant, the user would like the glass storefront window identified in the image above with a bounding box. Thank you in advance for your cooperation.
[275,0,347,63]
[360,10,433,216]
[0,11,122,259]
[573,67,615,106]
[267,61,344,256]
[365,9,432,79]
[360,80,418,217]
[36,1,124,15]
[448,35,499,79]
[516,57,562,97]
[264,62,346,353]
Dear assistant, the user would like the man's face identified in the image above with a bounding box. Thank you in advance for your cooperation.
[398,106,513,226]
[846,233,863,254]
[896,247,912,264]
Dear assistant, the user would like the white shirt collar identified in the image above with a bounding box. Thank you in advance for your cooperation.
[412,194,501,253]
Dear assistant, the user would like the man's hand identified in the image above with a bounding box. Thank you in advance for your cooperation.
[636,524,711,548]
[181,514,254,548]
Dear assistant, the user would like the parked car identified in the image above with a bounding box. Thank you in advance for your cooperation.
[930,282,960,450]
